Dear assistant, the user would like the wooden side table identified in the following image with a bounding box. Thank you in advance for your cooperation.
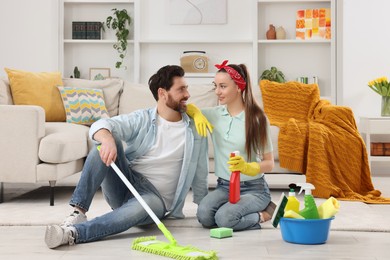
[359,117,390,169]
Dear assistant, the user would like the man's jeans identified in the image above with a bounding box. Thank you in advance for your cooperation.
[196,177,271,231]
[69,140,166,243]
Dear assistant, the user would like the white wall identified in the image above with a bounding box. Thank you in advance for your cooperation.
[341,0,390,175]
[0,0,59,76]
[341,0,390,121]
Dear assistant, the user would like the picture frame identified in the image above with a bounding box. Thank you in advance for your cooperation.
[89,68,111,80]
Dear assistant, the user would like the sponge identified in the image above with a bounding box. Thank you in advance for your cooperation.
[210,227,233,239]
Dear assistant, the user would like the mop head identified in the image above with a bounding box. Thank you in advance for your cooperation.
[132,236,218,260]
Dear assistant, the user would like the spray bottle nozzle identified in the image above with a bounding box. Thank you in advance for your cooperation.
[297,183,315,195]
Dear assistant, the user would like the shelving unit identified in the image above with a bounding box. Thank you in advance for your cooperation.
[59,0,139,81]
[59,0,337,100]
[360,116,390,170]
[254,0,336,103]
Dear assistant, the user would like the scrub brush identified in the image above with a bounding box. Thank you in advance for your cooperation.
[271,192,288,228]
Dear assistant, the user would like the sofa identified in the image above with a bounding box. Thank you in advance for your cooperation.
[0,75,302,206]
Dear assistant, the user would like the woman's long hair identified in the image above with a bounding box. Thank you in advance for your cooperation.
[219,63,268,159]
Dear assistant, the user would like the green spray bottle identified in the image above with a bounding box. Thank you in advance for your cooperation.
[297,183,319,219]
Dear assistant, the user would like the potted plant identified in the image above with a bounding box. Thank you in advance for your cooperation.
[260,66,286,83]
[367,76,390,116]
[104,8,132,69]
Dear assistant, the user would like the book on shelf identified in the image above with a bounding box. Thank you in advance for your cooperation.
[72,22,86,39]
[72,21,102,40]
[296,76,319,85]
[86,22,102,40]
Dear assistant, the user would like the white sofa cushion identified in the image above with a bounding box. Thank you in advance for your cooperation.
[62,78,124,117]
[119,82,155,114]
[0,78,12,105]
[39,123,89,163]
[187,83,217,108]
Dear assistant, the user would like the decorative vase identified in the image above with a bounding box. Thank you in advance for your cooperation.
[276,26,286,40]
[381,96,390,116]
[266,24,276,40]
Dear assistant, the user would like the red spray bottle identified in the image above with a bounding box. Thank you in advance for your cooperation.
[229,151,240,204]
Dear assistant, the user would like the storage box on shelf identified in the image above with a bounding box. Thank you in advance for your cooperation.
[371,143,390,156]
[359,116,390,169]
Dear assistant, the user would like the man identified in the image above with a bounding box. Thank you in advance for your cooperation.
[45,65,209,249]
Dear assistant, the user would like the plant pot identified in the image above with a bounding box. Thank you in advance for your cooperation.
[381,96,390,117]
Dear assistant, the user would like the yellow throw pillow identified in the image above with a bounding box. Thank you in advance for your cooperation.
[5,68,65,122]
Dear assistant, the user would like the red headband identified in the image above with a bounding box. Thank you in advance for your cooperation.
[215,60,246,91]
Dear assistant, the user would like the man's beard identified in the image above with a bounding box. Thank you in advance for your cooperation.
[166,94,187,113]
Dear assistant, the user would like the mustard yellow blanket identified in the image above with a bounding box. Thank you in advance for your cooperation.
[260,80,390,204]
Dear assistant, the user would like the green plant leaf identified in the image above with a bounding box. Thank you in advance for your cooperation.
[105,8,132,69]
[260,67,285,82]
[276,74,285,83]
[368,85,382,95]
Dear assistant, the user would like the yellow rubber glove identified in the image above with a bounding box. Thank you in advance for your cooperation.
[186,103,213,137]
[227,155,260,177]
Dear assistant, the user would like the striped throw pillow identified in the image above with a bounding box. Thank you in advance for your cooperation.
[58,86,109,125]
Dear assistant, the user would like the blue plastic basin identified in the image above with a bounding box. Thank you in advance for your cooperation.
[279,217,334,245]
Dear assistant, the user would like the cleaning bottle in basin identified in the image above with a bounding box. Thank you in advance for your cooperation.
[285,186,300,213]
[229,151,240,204]
[297,183,319,219]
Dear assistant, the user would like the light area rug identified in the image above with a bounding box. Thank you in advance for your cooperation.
[1,186,389,232]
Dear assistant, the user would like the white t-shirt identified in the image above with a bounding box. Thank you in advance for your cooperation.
[131,115,186,210]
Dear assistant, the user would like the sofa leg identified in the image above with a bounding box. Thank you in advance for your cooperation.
[0,182,3,203]
[49,181,56,206]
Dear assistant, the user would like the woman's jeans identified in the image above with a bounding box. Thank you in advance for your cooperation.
[69,140,166,243]
[196,177,271,231]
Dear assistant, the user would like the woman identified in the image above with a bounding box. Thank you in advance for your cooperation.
[188,60,275,231]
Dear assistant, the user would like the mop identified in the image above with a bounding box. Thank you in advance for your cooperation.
[97,146,218,260]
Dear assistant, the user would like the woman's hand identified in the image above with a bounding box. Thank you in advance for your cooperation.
[227,155,260,176]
